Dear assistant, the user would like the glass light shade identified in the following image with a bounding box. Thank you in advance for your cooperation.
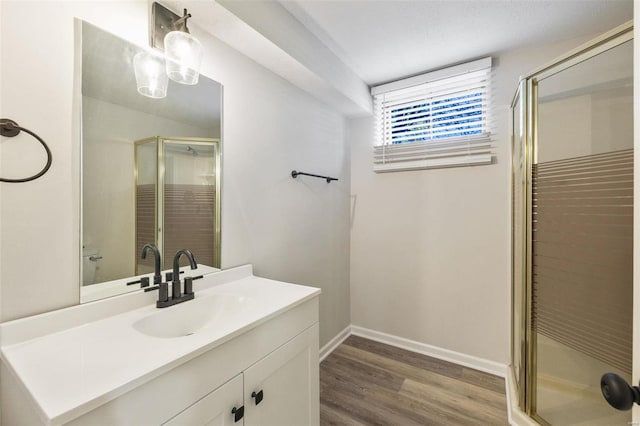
[133,51,168,99]
[164,31,202,85]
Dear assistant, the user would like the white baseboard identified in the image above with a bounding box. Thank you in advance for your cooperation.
[350,325,508,378]
[319,325,352,362]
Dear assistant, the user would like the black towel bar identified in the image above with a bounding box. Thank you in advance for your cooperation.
[291,170,338,183]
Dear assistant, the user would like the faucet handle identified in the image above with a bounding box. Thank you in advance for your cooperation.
[184,275,205,296]
[165,270,184,282]
[184,277,193,295]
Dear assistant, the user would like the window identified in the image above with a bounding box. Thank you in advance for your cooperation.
[372,57,493,172]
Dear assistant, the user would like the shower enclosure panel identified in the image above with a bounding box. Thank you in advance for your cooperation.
[134,137,221,274]
[510,22,635,426]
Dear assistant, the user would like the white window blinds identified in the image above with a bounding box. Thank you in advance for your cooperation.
[372,57,493,172]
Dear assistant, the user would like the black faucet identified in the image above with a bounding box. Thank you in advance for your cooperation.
[141,243,162,285]
[172,249,198,299]
[142,248,199,308]
[150,249,198,308]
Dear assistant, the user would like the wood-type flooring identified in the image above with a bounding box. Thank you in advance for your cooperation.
[320,335,509,426]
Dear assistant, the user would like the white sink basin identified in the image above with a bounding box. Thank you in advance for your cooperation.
[133,293,256,338]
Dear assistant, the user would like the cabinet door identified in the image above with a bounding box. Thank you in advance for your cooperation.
[244,323,319,426]
[163,374,244,426]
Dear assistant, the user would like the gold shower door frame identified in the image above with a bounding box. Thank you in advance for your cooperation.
[134,136,222,272]
[510,20,635,423]
[511,79,527,411]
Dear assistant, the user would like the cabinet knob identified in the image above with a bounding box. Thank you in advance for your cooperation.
[231,406,244,422]
[251,390,264,405]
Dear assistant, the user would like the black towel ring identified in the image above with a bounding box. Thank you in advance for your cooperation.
[0,118,53,183]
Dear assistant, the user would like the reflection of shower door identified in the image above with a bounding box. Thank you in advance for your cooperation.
[530,30,633,425]
[162,139,220,270]
[134,137,221,274]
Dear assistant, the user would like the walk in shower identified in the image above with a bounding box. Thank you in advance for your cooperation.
[510,22,634,425]
[135,136,221,274]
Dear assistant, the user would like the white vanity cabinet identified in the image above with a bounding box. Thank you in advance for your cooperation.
[165,324,319,426]
[0,270,321,426]
[65,303,319,426]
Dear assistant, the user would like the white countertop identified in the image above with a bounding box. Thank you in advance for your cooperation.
[0,266,320,425]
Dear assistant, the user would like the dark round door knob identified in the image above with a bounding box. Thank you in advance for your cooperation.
[601,373,640,411]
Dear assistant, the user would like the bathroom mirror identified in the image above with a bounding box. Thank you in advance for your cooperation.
[79,21,222,302]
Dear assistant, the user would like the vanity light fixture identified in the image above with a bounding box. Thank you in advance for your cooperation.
[151,2,203,86]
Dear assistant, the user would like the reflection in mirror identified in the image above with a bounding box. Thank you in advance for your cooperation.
[134,137,220,274]
[80,21,222,303]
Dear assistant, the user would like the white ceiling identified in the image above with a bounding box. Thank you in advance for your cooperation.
[281,0,633,87]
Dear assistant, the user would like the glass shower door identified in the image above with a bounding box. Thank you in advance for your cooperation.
[532,39,633,425]
[162,139,219,269]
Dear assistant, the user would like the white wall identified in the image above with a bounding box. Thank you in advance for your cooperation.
[349,36,595,364]
[0,1,148,322]
[0,1,351,347]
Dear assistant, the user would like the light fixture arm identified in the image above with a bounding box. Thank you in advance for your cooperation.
[172,9,192,33]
